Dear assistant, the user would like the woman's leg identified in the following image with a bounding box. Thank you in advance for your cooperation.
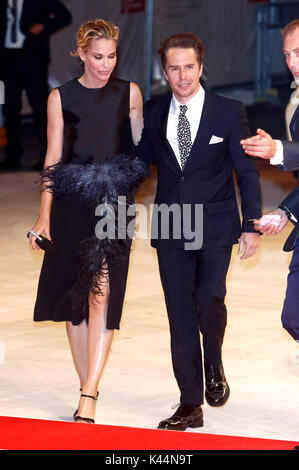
[75,276,114,422]
[66,320,88,390]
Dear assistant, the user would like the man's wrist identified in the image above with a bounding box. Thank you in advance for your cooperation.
[278,204,292,220]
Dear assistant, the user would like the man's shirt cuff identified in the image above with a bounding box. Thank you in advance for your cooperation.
[270,140,284,165]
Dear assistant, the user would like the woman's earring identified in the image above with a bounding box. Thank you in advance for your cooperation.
[79,60,85,69]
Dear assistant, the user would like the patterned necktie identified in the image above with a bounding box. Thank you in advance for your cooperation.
[177,104,192,169]
[10,0,17,43]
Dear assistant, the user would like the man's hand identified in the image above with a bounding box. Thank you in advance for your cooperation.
[240,128,277,159]
[238,232,260,260]
[252,208,289,236]
[29,23,44,35]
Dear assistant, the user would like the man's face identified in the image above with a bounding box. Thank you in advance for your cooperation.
[163,47,202,103]
[283,27,299,84]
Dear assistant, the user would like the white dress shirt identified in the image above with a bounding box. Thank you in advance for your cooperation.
[166,86,205,168]
[4,0,25,49]
[271,86,299,166]
[270,141,297,222]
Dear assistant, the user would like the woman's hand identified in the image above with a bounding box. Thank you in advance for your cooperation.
[29,215,51,250]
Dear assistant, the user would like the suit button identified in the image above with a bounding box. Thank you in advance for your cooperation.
[181,176,185,182]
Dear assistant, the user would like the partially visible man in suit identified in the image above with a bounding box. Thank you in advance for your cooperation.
[0,0,72,170]
[137,33,261,431]
[241,18,299,343]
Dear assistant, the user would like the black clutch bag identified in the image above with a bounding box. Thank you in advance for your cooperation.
[27,231,59,255]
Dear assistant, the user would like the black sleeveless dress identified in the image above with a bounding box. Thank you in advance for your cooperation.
[33,77,147,329]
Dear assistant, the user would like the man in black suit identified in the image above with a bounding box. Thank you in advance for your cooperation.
[241,18,299,343]
[137,33,261,430]
[0,0,71,170]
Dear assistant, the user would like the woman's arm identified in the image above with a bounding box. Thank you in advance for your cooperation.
[29,88,64,249]
[129,82,144,146]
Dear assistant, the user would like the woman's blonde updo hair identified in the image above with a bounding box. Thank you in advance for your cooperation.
[72,19,119,56]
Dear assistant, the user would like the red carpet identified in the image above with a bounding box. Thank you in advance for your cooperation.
[0,416,297,450]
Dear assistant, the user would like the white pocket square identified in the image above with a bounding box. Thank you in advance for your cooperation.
[209,135,223,144]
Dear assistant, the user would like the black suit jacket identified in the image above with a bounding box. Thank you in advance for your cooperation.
[137,89,261,250]
[0,0,71,64]
[278,105,299,251]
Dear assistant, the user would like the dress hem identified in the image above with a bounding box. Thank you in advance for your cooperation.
[33,317,119,330]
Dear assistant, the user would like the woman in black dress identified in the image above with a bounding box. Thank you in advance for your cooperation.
[28,19,145,424]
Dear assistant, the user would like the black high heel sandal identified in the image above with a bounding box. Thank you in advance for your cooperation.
[73,389,99,419]
[74,393,98,424]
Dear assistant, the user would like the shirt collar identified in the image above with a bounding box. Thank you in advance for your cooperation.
[170,85,205,115]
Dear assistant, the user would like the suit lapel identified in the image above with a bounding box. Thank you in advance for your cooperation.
[182,90,216,170]
[20,0,29,32]
[157,93,182,172]
[156,89,217,172]
[0,0,8,47]
[191,90,215,149]
[290,104,299,140]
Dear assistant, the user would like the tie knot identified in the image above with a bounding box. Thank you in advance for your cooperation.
[179,105,188,115]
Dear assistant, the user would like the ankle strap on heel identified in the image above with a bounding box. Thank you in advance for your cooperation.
[80,393,98,401]
[80,389,99,399]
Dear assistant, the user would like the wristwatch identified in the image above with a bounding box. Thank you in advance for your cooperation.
[278,204,292,220]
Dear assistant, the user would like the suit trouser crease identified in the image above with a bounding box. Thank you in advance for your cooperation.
[157,245,232,406]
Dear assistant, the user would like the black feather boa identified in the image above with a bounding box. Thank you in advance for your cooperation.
[41,154,148,207]
[41,154,148,325]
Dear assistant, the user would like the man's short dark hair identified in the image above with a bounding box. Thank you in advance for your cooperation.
[158,33,204,69]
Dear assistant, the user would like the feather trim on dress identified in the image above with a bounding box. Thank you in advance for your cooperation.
[41,154,148,325]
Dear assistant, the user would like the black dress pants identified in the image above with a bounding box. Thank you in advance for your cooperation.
[2,49,48,164]
[157,244,233,406]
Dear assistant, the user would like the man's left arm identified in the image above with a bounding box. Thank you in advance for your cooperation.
[43,0,72,35]
[281,140,299,171]
[229,101,262,259]
[21,0,72,36]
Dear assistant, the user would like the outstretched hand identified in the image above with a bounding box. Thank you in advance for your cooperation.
[240,128,277,159]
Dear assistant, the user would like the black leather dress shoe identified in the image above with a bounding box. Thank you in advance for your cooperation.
[205,362,230,407]
[158,404,203,431]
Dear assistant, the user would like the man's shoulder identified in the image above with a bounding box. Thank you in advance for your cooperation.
[144,93,171,112]
[206,89,245,111]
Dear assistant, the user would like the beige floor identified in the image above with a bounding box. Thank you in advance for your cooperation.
[0,161,298,444]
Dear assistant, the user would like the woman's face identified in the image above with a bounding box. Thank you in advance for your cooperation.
[79,38,117,85]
